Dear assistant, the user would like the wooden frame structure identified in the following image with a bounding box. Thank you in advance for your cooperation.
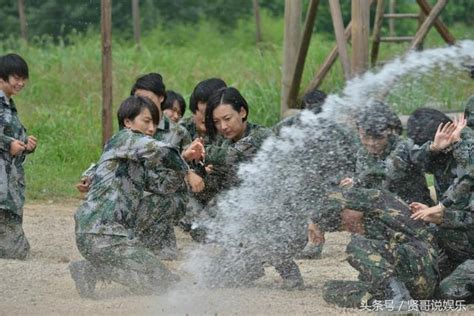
[280,0,456,117]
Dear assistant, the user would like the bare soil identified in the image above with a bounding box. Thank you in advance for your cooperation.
[0,201,470,315]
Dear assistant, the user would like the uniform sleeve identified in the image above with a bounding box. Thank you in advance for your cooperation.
[144,164,188,195]
[440,203,473,230]
[0,112,14,152]
[409,141,436,173]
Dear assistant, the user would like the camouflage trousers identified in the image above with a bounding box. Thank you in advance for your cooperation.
[0,209,29,260]
[436,259,474,303]
[75,233,177,293]
[324,234,438,308]
[135,193,187,259]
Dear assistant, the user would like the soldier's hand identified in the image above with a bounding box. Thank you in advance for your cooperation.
[182,138,205,161]
[9,139,26,156]
[186,170,205,193]
[26,135,38,152]
[410,203,445,224]
[76,176,91,193]
[451,113,467,143]
[308,222,325,244]
[431,122,456,151]
[205,164,214,174]
[409,202,428,213]
[339,177,353,187]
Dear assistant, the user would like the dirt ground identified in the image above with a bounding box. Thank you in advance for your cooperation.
[0,201,471,315]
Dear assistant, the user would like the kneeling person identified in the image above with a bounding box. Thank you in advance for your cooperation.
[70,96,190,298]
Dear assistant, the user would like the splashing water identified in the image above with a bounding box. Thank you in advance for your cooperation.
[180,40,474,288]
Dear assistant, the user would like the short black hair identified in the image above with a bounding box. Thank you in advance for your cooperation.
[162,90,186,116]
[130,73,166,100]
[117,96,160,129]
[189,78,227,113]
[0,53,29,81]
[407,107,452,146]
[356,101,402,136]
[301,89,326,113]
[205,87,249,139]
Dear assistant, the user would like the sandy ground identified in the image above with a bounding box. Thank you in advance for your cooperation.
[0,201,471,315]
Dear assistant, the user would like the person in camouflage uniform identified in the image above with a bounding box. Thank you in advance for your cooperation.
[70,96,192,298]
[131,73,192,152]
[464,95,474,129]
[0,54,37,260]
[317,188,440,309]
[411,109,474,303]
[161,90,186,123]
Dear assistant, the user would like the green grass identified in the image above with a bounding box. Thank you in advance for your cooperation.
[0,12,473,200]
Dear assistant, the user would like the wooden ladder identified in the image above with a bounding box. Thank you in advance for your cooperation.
[370,0,456,67]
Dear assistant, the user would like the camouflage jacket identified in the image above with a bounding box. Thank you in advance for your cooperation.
[436,127,474,263]
[385,138,434,205]
[195,122,272,204]
[0,93,33,216]
[155,116,192,152]
[180,116,202,141]
[409,140,458,201]
[326,188,438,248]
[74,129,188,236]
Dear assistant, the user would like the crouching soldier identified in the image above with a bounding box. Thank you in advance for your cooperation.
[318,188,440,310]
[69,96,195,298]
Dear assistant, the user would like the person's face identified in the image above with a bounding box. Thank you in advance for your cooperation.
[124,107,156,136]
[212,103,247,141]
[134,89,164,120]
[358,128,389,155]
[193,101,207,134]
[0,75,28,97]
[163,100,182,123]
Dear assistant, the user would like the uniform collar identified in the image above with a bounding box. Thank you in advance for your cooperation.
[0,90,11,105]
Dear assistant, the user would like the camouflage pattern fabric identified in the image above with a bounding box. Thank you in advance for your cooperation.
[464,96,474,129]
[155,116,192,152]
[319,188,439,307]
[409,140,458,201]
[74,233,177,293]
[0,94,34,259]
[436,259,474,303]
[385,138,434,205]
[0,95,32,217]
[74,128,187,289]
[0,209,29,260]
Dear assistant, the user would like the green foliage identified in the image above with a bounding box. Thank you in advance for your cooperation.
[0,10,472,201]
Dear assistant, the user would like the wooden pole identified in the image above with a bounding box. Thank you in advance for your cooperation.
[287,0,320,109]
[416,9,426,51]
[18,0,28,42]
[101,0,113,145]
[351,0,370,76]
[281,0,302,116]
[388,0,395,36]
[304,22,352,93]
[252,0,262,43]
[416,0,455,45]
[409,0,447,50]
[329,0,351,80]
[370,0,385,66]
[132,0,141,48]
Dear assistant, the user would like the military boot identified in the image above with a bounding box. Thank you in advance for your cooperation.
[69,260,98,299]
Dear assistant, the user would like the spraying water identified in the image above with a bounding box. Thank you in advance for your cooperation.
[180,41,474,290]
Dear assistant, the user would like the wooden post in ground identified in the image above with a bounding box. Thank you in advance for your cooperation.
[101,0,113,145]
[416,0,455,45]
[252,0,262,43]
[287,0,320,109]
[370,0,385,66]
[329,0,351,80]
[388,0,395,36]
[409,0,447,50]
[281,0,302,116]
[304,22,352,93]
[351,0,370,76]
[132,0,141,48]
[18,0,28,43]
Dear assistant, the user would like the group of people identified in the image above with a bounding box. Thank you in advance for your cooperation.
[1,52,473,310]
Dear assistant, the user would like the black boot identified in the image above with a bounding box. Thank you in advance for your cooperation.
[274,260,304,289]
